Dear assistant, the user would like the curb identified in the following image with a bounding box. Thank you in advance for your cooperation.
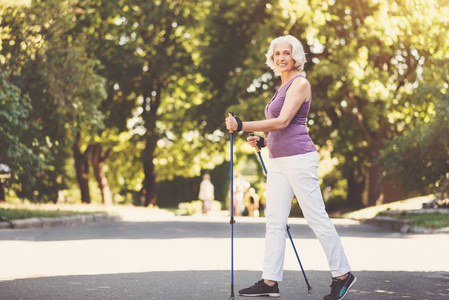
[360,216,410,233]
[0,213,121,229]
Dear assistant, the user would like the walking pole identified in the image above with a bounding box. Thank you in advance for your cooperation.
[248,133,267,175]
[287,225,312,292]
[248,133,267,176]
[228,112,236,300]
[249,133,312,293]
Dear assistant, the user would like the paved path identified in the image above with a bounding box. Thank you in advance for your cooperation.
[0,211,448,300]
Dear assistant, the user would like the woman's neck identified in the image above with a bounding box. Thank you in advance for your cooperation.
[280,70,301,86]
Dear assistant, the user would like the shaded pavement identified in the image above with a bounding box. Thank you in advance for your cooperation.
[0,210,448,299]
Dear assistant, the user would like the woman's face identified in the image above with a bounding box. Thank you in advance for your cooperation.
[273,43,295,73]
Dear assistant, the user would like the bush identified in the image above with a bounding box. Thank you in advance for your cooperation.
[176,200,222,216]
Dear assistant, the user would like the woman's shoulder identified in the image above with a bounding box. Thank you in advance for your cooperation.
[288,75,310,93]
[292,74,309,85]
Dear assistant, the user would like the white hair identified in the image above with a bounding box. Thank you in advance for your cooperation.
[265,35,306,75]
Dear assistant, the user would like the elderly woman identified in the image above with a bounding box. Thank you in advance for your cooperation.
[225,35,356,300]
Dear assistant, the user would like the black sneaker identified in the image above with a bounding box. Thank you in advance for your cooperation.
[239,279,280,297]
[324,272,357,300]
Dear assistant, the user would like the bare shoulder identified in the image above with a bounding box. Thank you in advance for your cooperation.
[287,76,311,101]
[291,76,310,89]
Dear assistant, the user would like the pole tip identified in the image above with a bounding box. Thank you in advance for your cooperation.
[307,281,312,293]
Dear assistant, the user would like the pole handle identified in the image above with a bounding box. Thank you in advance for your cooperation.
[228,111,234,133]
[248,133,261,153]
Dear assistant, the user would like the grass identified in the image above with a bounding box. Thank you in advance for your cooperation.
[342,195,434,219]
[0,203,109,221]
[0,207,97,221]
[342,195,449,230]
[0,202,177,223]
[395,212,449,229]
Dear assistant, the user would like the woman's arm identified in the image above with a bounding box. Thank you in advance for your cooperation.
[225,77,310,133]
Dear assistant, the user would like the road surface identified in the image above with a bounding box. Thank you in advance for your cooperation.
[0,211,448,299]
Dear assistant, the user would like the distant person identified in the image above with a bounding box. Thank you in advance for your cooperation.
[246,188,260,217]
[140,188,147,206]
[225,34,356,299]
[233,173,250,216]
[198,174,214,215]
[323,186,332,202]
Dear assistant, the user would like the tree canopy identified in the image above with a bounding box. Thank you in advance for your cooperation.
[1,0,448,209]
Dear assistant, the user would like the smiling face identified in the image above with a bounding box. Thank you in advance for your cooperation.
[273,43,295,74]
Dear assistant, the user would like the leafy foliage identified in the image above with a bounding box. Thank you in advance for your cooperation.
[0,73,44,192]
[380,81,449,194]
[1,0,106,201]
[0,0,448,209]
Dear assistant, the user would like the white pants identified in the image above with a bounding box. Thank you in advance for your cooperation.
[262,151,350,282]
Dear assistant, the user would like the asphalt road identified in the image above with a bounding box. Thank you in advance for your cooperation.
[0,211,448,300]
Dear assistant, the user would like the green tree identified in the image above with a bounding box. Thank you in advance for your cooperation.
[298,0,449,207]
[217,0,449,209]
[0,0,105,202]
[0,73,44,201]
[74,0,236,206]
[380,60,449,196]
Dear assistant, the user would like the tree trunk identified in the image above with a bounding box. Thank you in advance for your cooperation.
[346,171,365,209]
[353,104,385,207]
[0,183,5,202]
[91,143,113,206]
[141,77,163,207]
[143,159,157,207]
[367,141,383,206]
[141,112,159,207]
[73,132,91,204]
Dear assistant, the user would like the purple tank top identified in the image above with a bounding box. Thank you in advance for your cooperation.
[264,74,317,158]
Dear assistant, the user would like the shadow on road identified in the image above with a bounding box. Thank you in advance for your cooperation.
[0,270,447,300]
[0,218,403,242]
